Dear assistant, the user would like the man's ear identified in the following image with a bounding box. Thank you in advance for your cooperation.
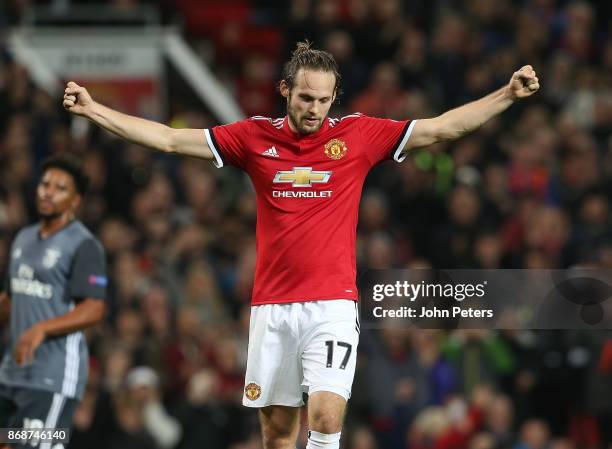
[279,80,290,99]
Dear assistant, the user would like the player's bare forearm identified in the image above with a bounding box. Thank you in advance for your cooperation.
[0,292,10,326]
[86,102,214,159]
[36,298,106,337]
[405,65,539,151]
[63,82,213,159]
[14,298,105,365]
[86,101,175,152]
[434,86,513,141]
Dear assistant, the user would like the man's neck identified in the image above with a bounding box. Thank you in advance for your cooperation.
[287,116,300,134]
[39,214,74,239]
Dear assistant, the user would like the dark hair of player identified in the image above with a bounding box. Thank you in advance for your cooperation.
[41,153,90,195]
[281,40,343,97]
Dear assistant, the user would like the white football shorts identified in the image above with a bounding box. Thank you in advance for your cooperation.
[242,299,360,407]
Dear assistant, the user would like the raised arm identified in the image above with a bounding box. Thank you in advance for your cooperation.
[404,65,540,151]
[63,82,214,159]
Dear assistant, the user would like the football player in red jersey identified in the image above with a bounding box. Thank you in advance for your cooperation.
[63,41,539,449]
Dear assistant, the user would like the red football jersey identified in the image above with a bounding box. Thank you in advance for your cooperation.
[205,114,416,305]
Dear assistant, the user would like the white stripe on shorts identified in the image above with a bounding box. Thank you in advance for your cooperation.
[40,393,65,449]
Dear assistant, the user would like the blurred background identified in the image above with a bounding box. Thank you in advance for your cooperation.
[1,0,612,448]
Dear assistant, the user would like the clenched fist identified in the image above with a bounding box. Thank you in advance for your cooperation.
[62,81,94,116]
[508,65,540,100]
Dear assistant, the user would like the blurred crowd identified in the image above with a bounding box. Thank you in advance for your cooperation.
[1,0,612,448]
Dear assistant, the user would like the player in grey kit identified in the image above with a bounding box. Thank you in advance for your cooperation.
[0,154,106,449]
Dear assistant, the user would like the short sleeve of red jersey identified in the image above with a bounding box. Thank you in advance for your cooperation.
[358,115,418,166]
[204,119,251,169]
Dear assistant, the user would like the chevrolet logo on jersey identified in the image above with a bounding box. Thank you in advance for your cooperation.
[273,167,332,187]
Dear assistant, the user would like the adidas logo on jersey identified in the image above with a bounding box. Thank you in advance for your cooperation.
[262,146,279,158]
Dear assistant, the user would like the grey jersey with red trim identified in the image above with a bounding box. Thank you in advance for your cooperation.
[0,220,106,399]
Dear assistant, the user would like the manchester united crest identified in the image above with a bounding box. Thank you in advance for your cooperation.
[244,382,261,401]
[324,139,348,160]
